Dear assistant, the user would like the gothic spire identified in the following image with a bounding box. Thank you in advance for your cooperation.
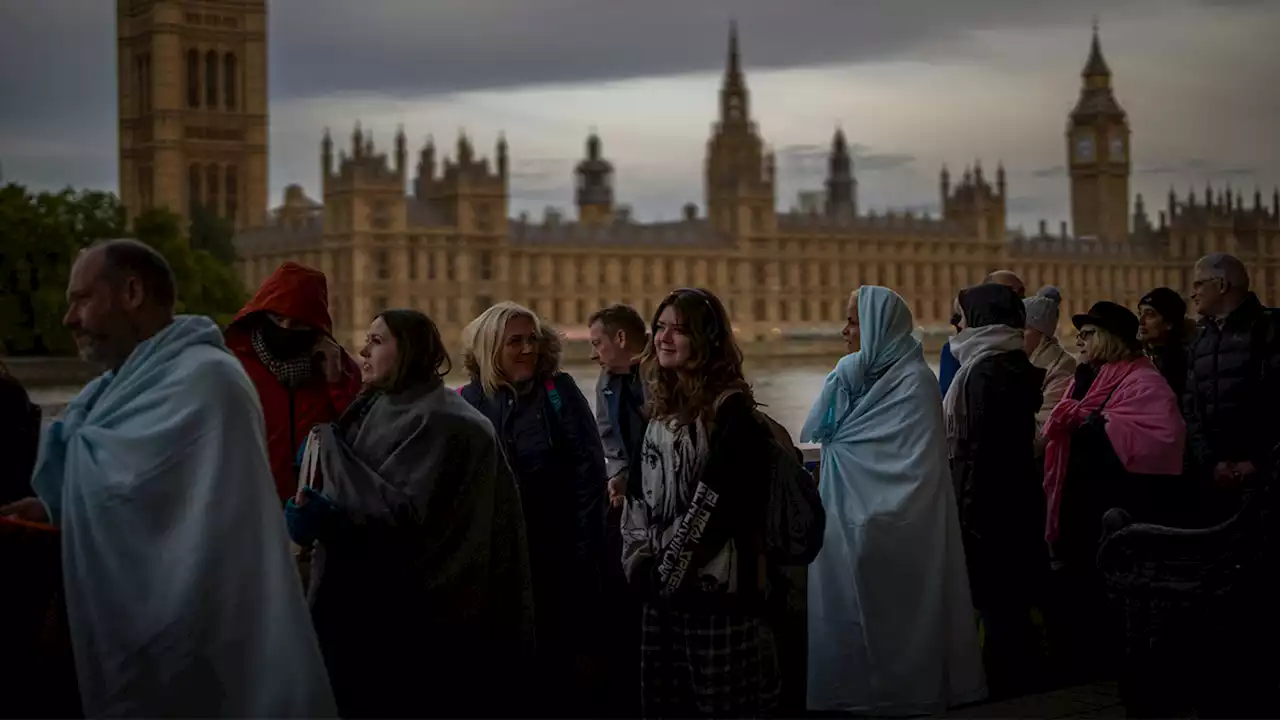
[727,19,742,82]
[1082,18,1111,81]
[718,19,749,125]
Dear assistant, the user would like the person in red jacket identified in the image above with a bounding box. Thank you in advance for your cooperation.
[225,262,362,504]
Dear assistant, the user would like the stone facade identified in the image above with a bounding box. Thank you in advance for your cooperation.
[112,9,1280,350]
[116,0,268,232]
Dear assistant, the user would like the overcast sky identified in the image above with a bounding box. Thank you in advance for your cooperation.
[1,0,1277,231]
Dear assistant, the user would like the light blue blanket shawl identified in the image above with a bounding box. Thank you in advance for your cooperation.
[32,316,336,718]
[800,287,986,715]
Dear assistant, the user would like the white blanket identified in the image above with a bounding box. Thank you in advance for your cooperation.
[32,316,336,718]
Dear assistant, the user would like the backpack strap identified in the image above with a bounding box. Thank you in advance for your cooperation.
[544,377,563,419]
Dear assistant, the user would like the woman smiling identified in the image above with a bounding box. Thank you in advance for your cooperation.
[459,301,607,716]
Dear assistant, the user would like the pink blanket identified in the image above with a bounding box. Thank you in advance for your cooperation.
[1041,357,1185,544]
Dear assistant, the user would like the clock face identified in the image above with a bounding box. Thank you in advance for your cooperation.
[1075,135,1095,162]
[1109,135,1126,161]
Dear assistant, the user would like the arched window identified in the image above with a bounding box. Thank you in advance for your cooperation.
[206,165,220,217]
[186,49,200,108]
[223,53,237,110]
[205,50,219,108]
[188,165,202,218]
[225,166,239,222]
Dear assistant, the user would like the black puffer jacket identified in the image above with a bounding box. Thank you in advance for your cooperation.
[1183,293,1280,477]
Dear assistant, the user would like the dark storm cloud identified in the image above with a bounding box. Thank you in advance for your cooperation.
[266,0,1162,99]
[2,0,1154,136]
[778,143,917,174]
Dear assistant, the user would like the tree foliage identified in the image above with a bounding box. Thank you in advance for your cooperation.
[0,183,247,355]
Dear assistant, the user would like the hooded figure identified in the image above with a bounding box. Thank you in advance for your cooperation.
[1024,288,1078,456]
[803,286,986,715]
[944,282,1049,700]
[225,263,363,503]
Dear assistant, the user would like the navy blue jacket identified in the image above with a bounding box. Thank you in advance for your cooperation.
[938,341,961,396]
[459,373,606,600]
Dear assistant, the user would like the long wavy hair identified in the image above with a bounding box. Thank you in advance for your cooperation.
[641,287,754,426]
[461,301,563,397]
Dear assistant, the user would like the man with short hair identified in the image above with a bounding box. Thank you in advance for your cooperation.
[1184,253,1280,521]
[987,270,1027,299]
[588,304,649,506]
[586,302,647,718]
[0,239,335,717]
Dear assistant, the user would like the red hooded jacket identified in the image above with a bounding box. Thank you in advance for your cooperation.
[225,262,362,503]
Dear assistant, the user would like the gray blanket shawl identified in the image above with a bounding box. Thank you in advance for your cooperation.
[310,379,536,716]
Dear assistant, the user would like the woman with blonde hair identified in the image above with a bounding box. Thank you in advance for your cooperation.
[458,301,606,715]
[1042,301,1185,680]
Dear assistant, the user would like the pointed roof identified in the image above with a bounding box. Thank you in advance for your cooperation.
[1082,19,1111,78]
[832,126,848,153]
[726,19,742,81]
[1069,21,1125,122]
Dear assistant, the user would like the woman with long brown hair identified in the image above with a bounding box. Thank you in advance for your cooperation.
[620,287,781,717]
[286,309,535,718]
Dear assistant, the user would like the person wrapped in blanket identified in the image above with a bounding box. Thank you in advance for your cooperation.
[2,239,335,718]
[620,287,782,718]
[284,309,536,719]
[1041,301,1185,683]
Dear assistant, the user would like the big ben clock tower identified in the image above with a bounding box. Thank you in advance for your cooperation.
[1067,22,1130,242]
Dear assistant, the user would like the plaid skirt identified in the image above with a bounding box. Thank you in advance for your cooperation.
[640,603,780,718]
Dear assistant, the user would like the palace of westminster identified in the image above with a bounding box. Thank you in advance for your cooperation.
[116,1,1280,350]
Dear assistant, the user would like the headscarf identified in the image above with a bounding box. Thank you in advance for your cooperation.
[943,283,1026,447]
[801,286,921,443]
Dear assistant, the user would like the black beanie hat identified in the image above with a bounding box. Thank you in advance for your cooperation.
[1138,287,1187,324]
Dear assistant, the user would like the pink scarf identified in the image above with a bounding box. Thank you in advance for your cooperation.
[1041,357,1186,544]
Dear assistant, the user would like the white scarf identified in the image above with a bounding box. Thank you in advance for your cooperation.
[943,324,1025,447]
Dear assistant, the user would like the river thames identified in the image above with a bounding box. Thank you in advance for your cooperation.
[27,357,943,442]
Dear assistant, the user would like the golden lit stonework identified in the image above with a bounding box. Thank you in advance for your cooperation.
[116,7,1280,351]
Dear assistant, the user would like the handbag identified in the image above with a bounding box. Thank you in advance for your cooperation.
[291,428,322,588]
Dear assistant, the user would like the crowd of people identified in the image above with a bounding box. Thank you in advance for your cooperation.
[1,238,1277,718]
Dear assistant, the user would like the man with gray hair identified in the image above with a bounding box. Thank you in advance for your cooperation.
[1184,252,1280,522]
[0,239,336,717]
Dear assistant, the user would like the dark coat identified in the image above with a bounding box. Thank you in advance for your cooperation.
[948,284,1047,607]
[459,373,607,628]
[0,372,41,506]
[1183,293,1280,477]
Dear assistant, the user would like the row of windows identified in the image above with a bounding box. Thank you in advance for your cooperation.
[186,49,238,110]
[368,250,993,292]
[188,164,240,222]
